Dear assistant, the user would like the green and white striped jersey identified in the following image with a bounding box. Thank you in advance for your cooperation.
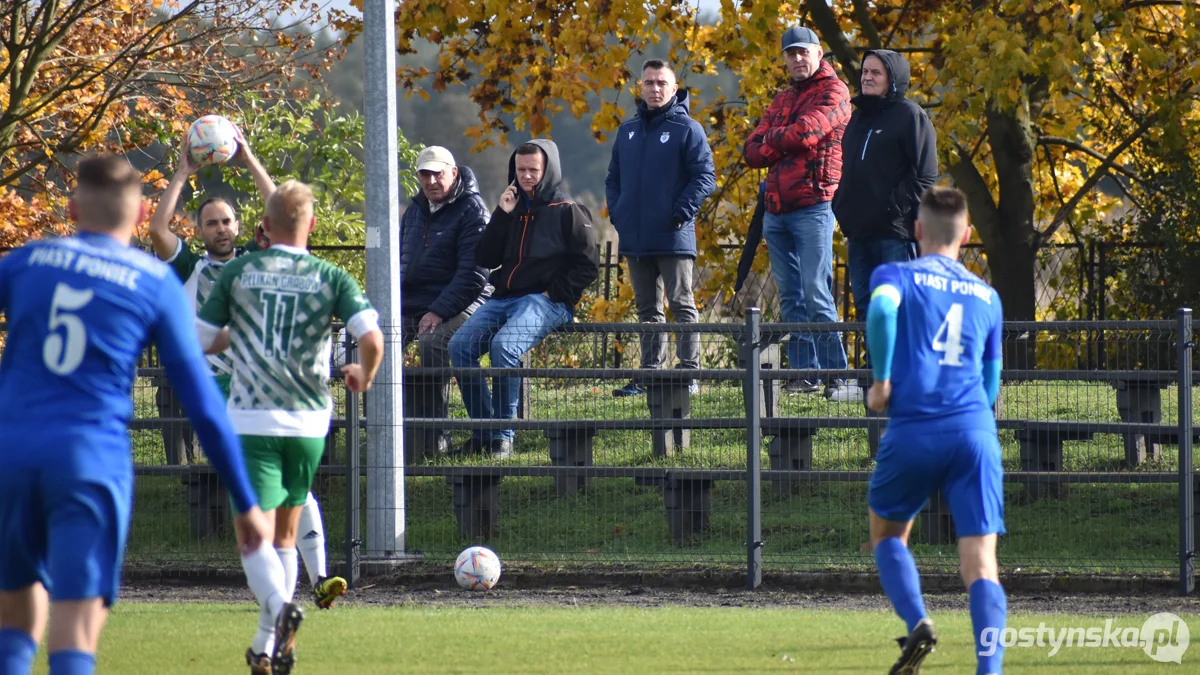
[165,238,243,376]
[197,244,375,437]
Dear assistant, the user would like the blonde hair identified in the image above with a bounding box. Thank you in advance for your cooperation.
[73,155,143,229]
[265,179,315,233]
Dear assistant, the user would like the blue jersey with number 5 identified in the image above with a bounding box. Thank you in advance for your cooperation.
[0,233,255,512]
[869,255,1003,427]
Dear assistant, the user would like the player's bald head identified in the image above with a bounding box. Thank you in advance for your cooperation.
[916,186,969,247]
[71,155,144,230]
[264,180,315,235]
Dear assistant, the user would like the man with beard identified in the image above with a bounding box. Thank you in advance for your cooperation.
[148,133,349,618]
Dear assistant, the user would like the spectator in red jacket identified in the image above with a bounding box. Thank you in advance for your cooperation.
[744,26,856,401]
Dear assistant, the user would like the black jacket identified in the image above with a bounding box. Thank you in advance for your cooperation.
[476,139,600,310]
[831,49,938,241]
[400,165,490,318]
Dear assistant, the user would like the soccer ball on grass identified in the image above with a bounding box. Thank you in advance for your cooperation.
[186,115,239,166]
[454,546,501,591]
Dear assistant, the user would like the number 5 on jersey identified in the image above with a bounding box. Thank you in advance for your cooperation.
[932,302,965,367]
[44,282,95,376]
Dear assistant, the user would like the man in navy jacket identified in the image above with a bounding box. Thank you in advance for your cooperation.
[605,59,716,397]
[401,146,490,457]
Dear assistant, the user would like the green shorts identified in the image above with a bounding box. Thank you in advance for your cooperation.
[241,435,325,512]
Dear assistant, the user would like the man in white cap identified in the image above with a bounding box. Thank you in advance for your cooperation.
[401,146,490,458]
[744,26,856,401]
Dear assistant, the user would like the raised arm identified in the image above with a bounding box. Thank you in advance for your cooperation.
[232,124,276,207]
[148,135,200,261]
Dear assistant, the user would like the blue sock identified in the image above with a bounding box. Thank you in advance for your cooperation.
[970,578,1008,675]
[874,537,928,633]
[49,650,95,675]
[0,628,37,675]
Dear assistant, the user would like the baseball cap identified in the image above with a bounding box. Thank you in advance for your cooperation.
[416,146,456,173]
[781,26,820,52]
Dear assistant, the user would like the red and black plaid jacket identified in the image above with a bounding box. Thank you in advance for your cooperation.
[744,60,851,214]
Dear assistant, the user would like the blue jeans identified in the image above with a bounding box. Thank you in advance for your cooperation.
[848,237,917,383]
[448,294,572,442]
[762,201,847,378]
[847,236,918,322]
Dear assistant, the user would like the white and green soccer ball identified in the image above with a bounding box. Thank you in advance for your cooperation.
[187,115,239,166]
[454,546,501,591]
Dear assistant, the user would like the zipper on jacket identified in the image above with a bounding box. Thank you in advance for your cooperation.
[506,213,530,289]
[860,130,874,161]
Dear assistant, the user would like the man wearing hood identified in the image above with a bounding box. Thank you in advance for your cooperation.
[832,50,938,379]
[400,146,490,458]
[744,26,856,401]
[448,140,600,457]
[605,59,716,398]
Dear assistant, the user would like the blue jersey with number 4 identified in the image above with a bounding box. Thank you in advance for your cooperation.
[0,232,255,511]
[869,255,1003,428]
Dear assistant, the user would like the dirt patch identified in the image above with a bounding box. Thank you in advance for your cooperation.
[119,579,1199,616]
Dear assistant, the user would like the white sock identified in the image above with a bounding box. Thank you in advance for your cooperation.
[241,541,287,618]
[277,548,298,602]
[297,492,327,586]
[251,606,275,655]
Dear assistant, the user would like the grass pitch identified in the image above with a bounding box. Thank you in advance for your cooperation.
[30,601,1200,673]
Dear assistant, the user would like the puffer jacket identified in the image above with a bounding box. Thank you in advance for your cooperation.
[400,165,490,318]
[605,90,716,257]
[744,60,851,214]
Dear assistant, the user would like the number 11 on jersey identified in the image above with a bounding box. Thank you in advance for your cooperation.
[261,290,298,358]
[932,302,965,367]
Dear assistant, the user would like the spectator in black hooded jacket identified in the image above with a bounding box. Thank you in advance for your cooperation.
[832,49,937,394]
[401,146,490,457]
[448,139,600,458]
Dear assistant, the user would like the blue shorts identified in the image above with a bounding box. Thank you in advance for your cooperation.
[868,424,1006,537]
[0,473,130,607]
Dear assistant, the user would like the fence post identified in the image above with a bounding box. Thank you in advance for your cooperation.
[345,331,362,587]
[744,308,764,590]
[1178,308,1195,596]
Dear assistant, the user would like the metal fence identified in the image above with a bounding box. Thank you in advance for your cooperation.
[594,241,1127,326]
[19,311,1190,594]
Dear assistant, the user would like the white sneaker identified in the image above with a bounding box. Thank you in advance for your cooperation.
[827,382,864,402]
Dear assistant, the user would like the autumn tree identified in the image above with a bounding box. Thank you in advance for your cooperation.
[0,0,335,248]
[341,0,1200,329]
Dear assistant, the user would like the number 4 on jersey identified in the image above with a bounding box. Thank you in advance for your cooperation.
[932,302,965,367]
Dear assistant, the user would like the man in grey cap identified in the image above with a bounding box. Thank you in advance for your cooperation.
[744,26,855,401]
[400,145,490,459]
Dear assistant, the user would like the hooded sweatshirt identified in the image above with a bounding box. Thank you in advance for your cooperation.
[831,49,939,240]
[475,139,600,310]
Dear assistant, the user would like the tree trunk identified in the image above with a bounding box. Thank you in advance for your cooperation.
[947,103,1042,368]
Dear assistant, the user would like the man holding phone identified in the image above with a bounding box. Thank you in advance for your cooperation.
[448,140,600,458]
